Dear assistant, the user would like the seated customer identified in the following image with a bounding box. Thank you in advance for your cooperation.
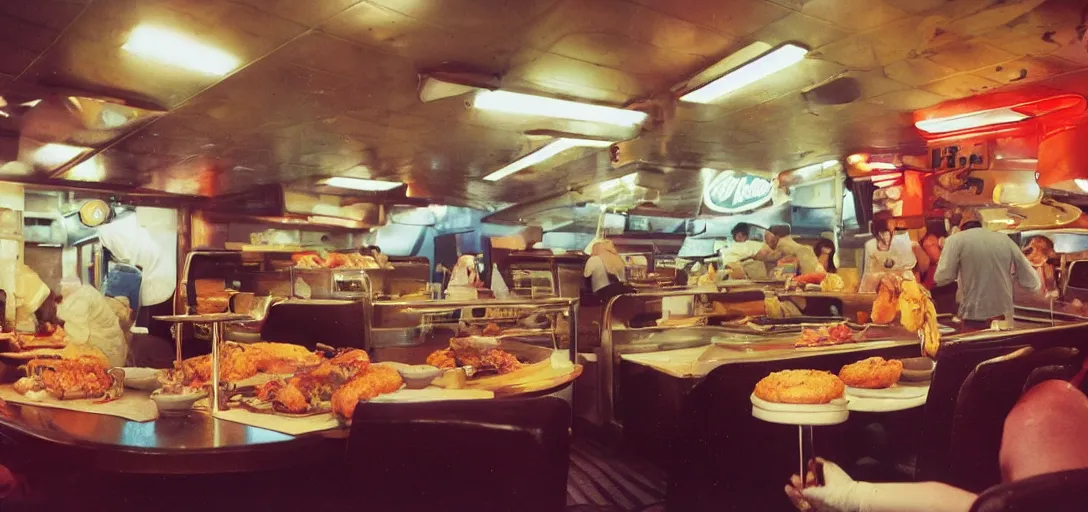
[785,380,1088,512]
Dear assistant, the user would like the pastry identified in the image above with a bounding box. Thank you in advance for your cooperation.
[753,370,845,404]
[839,357,903,389]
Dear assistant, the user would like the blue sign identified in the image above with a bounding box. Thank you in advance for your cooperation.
[703,171,774,214]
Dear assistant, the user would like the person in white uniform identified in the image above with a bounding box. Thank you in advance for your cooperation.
[56,277,129,367]
[719,223,768,279]
[859,217,919,293]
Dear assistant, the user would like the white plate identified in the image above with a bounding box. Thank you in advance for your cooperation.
[751,404,849,426]
[122,367,163,391]
[750,393,850,425]
[845,384,928,400]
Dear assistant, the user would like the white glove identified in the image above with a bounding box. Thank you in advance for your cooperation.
[785,459,875,512]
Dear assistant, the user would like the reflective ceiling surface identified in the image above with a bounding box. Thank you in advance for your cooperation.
[0,0,1085,210]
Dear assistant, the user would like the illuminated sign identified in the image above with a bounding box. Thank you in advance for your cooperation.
[703,170,774,214]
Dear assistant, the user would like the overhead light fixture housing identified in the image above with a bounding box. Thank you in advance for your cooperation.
[915,107,1029,134]
[322,176,404,192]
[680,44,808,104]
[473,90,647,128]
[867,162,899,170]
[483,138,613,182]
[122,25,240,76]
[915,95,1087,136]
[33,143,88,168]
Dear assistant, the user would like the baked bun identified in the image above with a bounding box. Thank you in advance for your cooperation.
[753,370,845,404]
[839,357,903,389]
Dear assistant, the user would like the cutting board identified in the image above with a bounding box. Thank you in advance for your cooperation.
[0,386,158,422]
[369,388,493,403]
[462,360,583,396]
[215,388,495,435]
[213,408,341,436]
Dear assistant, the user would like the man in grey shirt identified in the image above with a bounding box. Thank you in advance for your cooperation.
[933,211,1041,327]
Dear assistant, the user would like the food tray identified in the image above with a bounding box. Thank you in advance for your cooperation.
[845,384,927,400]
[845,384,929,413]
[750,393,849,426]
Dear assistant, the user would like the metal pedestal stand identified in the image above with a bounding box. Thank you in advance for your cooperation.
[153,313,252,413]
[751,394,849,486]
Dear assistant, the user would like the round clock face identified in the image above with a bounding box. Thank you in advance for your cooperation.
[79,200,110,227]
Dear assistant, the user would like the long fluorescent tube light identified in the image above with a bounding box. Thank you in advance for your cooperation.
[868,162,898,170]
[323,177,404,192]
[33,143,88,168]
[680,44,808,103]
[483,138,613,182]
[915,107,1029,134]
[122,25,240,76]
[473,90,647,128]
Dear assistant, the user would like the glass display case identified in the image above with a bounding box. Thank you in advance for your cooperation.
[500,253,586,300]
[368,297,578,367]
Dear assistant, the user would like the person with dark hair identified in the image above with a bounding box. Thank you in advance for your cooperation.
[731,222,751,241]
[759,225,821,274]
[813,238,837,274]
[919,217,948,289]
[719,222,767,278]
[859,217,918,293]
[934,209,1040,329]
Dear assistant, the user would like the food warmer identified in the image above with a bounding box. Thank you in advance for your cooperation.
[368,297,578,369]
[177,249,426,352]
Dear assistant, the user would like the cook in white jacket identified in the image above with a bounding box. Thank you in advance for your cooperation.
[56,278,128,367]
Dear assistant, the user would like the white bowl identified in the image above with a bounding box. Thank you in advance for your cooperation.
[397,365,442,389]
[122,368,163,391]
[150,389,207,415]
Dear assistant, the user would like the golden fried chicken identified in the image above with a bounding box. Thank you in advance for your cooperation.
[898,280,941,358]
[246,342,323,373]
[179,342,323,386]
[870,275,900,324]
[254,348,370,414]
[839,357,903,389]
[448,337,522,374]
[332,365,404,420]
[425,348,456,369]
[15,357,117,400]
[753,370,845,404]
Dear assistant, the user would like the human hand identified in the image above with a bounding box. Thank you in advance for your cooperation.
[784,458,867,512]
[1045,290,1059,301]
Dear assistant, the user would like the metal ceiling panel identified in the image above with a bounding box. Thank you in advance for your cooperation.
[0,0,1083,211]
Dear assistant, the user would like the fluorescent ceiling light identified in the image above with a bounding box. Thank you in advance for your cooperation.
[68,156,105,182]
[473,90,647,128]
[680,44,808,104]
[0,111,7,118]
[122,25,240,76]
[33,143,88,168]
[323,177,404,192]
[484,138,613,182]
[598,173,639,193]
[20,99,41,108]
[868,162,898,170]
[915,107,1029,134]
